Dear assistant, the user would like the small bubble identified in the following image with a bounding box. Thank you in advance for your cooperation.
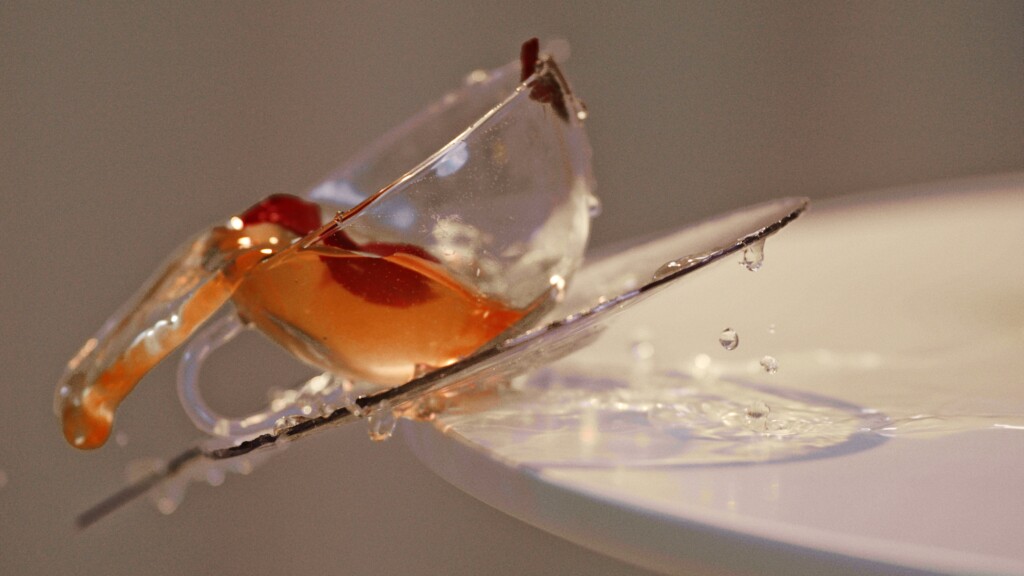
[741,239,765,271]
[576,108,589,121]
[719,328,739,351]
[586,194,602,217]
[367,401,397,441]
[760,355,779,374]
[115,431,129,447]
[767,323,776,335]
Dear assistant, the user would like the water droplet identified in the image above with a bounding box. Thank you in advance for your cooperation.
[692,353,713,379]
[464,69,488,85]
[586,194,601,217]
[630,340,655,362]
[156,493,181,515]
[744,401,772,432]
[741,239,765,271]
[231,457,256,476]
[719,328,739,351]
[367,401,397,441]
[413,393,448,421]
[760,355,779,374]
[298,400,315,417]
[205,467,226,487]
[652,254,709,280]
[342,394,363,417]
[413,364,434,379]
[273,414,308,435]
[653,260,683,280]
[549,274,567,301]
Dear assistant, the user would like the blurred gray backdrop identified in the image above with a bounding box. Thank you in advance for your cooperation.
[2,2,1021,575]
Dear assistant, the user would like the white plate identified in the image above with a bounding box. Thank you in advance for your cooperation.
[407,173,1024,575]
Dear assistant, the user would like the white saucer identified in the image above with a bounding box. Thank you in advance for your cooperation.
[406,174,1024,575]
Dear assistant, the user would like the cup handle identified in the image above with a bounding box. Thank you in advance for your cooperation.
[177,315,350,439]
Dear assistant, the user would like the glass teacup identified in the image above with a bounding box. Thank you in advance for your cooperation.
[56,40,596,449]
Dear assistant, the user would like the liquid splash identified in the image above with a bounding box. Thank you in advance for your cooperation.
[438,364,887,467]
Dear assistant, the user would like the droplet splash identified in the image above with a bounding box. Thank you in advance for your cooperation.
[741,239,765,271]
[744,401,772,431]
[719,328,739,351]
[760,355,779,374]
[439,364,887,467]
[549,274,567,302]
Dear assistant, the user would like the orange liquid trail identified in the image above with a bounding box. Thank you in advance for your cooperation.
[60,274,237,449]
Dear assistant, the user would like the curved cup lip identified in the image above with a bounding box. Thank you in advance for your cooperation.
[177,46,594,441]
[304,46,591,218]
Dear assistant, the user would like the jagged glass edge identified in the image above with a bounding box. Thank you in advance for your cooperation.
[208,197,809,459]
[75,196,808,527]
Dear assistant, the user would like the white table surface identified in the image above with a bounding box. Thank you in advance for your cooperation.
[406,174,1024,576]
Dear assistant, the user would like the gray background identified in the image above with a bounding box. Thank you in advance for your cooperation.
[2,2,1022,574]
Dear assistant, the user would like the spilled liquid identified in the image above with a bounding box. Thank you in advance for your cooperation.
[439,364,888,467]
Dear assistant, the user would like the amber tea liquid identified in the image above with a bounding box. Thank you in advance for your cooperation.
[231,245,524,386]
